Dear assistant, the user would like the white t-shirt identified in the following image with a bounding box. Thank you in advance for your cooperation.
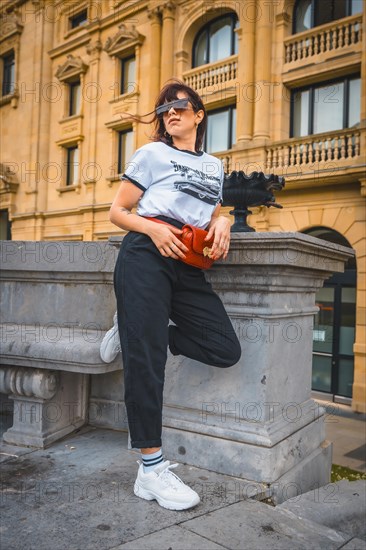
[122,141,224,228]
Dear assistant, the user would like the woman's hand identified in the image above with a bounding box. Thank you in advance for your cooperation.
[147,223,189,260]
[205,215,231,260]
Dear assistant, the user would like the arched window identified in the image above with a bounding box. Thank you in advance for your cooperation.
[293,0,363,34]
[193,14,238,68]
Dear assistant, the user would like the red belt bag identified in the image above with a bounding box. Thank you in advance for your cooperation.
[144,217,215,270]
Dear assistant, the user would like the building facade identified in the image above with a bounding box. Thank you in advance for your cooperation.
[1,0,365,412]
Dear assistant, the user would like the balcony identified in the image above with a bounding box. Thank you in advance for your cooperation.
[266,128,362,176]
[183,55,238,100]
[284,14,362,69]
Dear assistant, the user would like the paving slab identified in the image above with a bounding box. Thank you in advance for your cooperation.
[180,499,351,550]
[0,427,264,550]
[340,538,366,549]
[279,479,366,538]
[112,524,227,549]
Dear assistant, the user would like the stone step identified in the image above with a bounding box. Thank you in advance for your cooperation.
[278,479,366,539]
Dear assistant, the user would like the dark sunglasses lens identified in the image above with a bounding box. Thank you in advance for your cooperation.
[156,98,190,116]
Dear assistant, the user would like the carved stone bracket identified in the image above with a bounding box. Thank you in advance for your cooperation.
[0,163,19,194]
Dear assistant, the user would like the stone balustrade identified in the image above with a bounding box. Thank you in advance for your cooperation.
[266,128,361,172]
[0,234,353,503]
[183,55,238,94]
[284,14,362,65]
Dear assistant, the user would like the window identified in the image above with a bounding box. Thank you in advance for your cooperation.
[0,210,11,240]
[291,76,360,137]
[2,51,15,96]
[69,9,88,30]
[118,129,134,173]
[66,146,79,185]
[193,14,238,68]
[205,106,236,153]
[68,81,81,116]
[120,56,136,95]
[293,0,363,33]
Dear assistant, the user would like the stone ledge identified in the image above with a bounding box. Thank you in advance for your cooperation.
[0,325,121,374]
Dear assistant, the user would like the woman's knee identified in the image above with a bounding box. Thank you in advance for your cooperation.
[217,334,242,368]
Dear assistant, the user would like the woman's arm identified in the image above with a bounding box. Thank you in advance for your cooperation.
[205,204,231,261]
[109,179,188,259]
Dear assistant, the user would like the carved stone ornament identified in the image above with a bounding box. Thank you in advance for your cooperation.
[55,54,89,82]
[86,39,103,57]
[0,9,24,40]
[104,23,145,56]
[0,163,19,194]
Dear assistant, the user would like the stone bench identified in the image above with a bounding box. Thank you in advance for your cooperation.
[0,240,121,448]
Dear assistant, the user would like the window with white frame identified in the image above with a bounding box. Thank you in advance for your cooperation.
[205,106,236,153]
[193,14,238,68]
[291,76,361,137]
[293,0,363,34]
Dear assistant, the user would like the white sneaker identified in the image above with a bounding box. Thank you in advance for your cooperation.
[134,460,200,511]
[100,312,121,363]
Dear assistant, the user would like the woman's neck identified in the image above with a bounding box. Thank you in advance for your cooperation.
[172,136,196,152]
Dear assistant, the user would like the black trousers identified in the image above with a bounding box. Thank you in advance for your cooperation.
[114,219,241,449]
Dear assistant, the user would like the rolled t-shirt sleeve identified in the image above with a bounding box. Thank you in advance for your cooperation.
[121,147,153,192]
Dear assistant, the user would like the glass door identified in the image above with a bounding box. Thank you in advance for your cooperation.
[312,277,356,402]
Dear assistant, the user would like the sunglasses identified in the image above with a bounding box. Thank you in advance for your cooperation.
[156,98,192,116]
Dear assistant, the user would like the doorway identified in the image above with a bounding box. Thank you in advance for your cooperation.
[303,227,356,404]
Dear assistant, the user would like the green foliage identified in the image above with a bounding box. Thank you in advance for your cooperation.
[331,464,366,483]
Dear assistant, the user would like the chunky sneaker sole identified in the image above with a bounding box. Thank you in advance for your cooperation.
[100,312,121,363]
[133,461,200,511]
[134,481,200,510]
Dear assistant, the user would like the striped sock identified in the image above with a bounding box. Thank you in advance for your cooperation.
[141,449,164,473]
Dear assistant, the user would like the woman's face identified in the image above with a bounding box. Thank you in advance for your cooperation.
[161,91,204,142]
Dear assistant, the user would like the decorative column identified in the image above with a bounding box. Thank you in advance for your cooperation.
[160,1,176,86]
[147,7,162,100]
[253,0,273,141]
[83,39,103,241]
[236,17,255,143]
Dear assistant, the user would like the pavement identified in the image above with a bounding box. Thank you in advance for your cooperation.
[0,401,365,550]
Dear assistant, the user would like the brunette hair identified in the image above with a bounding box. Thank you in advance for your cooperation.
[153,80,207,152]
[120,79,207,152]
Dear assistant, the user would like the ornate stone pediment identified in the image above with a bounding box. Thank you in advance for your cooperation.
[55,54,89,82]
[0,9,24,41]
[0,163,19,194]
[104,24,144,56]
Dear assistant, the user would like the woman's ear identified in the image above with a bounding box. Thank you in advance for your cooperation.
[195,109,204,124]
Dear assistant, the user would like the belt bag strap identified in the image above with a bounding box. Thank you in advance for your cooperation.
[144,217,215,270]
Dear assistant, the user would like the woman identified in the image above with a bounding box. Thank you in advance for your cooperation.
[107,80,241,511]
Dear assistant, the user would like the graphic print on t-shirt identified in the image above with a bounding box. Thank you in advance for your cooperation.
[170,160,221,205]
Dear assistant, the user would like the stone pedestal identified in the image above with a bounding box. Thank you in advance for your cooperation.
[158,233,353,503]
[0,367,88,448]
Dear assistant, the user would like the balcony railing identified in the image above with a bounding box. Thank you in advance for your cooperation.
[183,55,238,94]
[284,14,362,65]
[266,128,361,171]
